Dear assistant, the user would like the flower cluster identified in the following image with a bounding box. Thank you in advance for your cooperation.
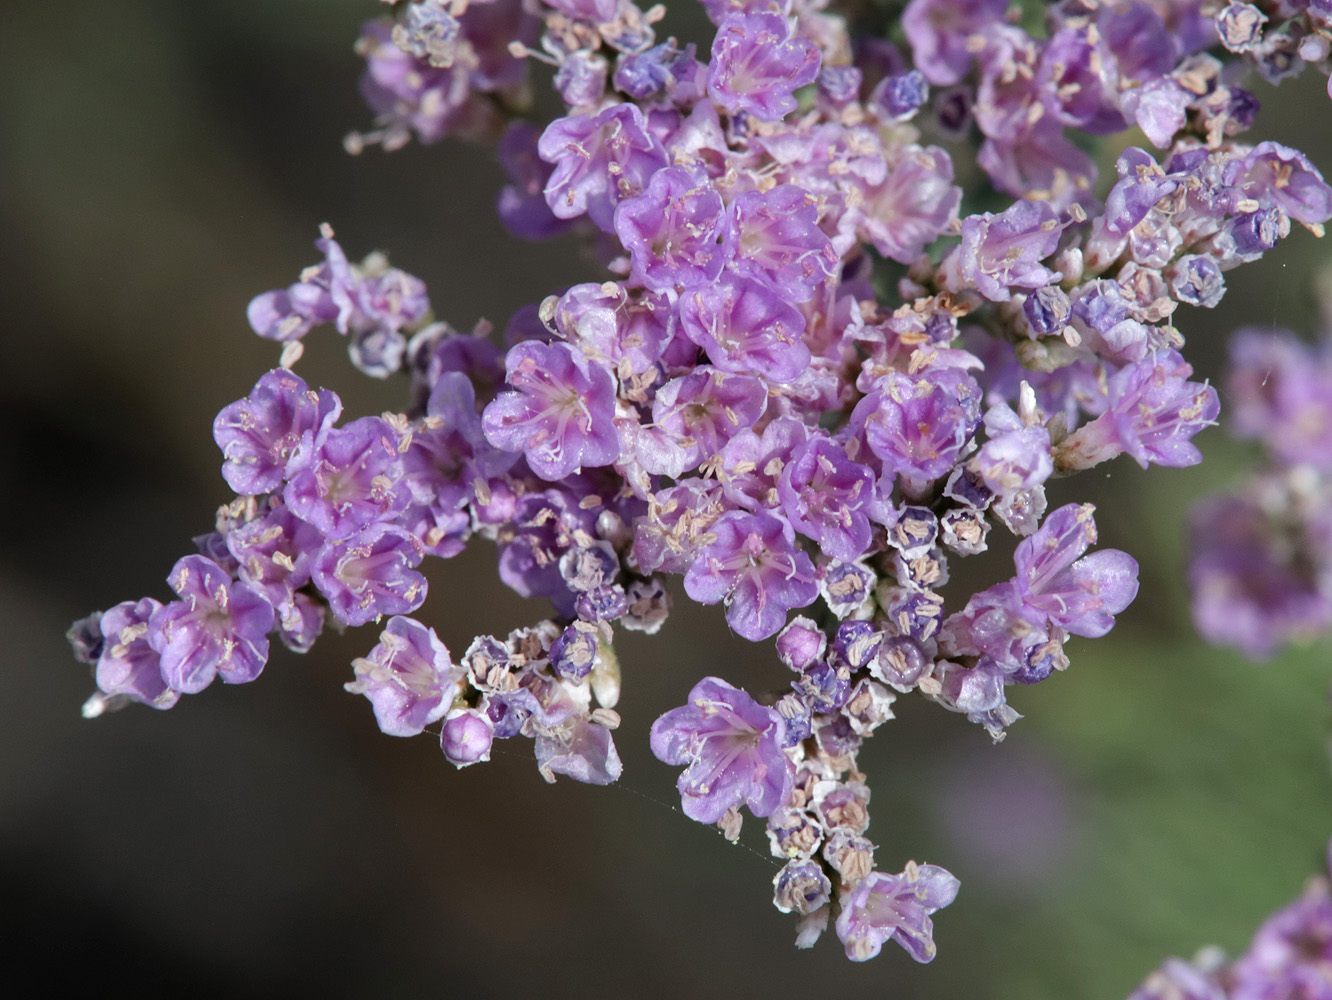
[67,0,1332,966]
[1188,323,1332,659]
[1129,838,1332,999]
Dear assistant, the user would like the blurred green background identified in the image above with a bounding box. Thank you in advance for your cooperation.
[1,1,1330,997]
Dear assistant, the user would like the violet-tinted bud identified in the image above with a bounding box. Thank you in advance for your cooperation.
[766,807,824,860]
[774,692,813,747]
[622,576,671,634]
[441,707,495,767]
[776,617,827,672]
[941,507,990,555]
[815,713,860,757]
[887,506,938,557]
[67,612,104,665]
[816,65,861,111]
[844,678,897,735]
[798,661,853,714]
[555,51,608,108]
[933,86,972,137]
[1023,286,1072,336]
[880,586,945,643]
[872,70,929,121]
[823,828,876,884]
[575,584,629,623]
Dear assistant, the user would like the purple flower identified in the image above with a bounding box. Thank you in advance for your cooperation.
[496,122,573,241]
[650,676,794,823]
[482,340,620,481]
[534,716,623,786]
[1057,351,1220,471]
[718,416,809,512]
[678,276,811,383]
[404,371,517,513]
[902,0,1008,85]
[213,369,342,496]
[311,523,427,627]
[641,368,767,478]
[147,555,274,694]
[684,509,818,641]
[1228,873,1332,998]
[95,598,178,710]
[834,862,961,962]
[246,229,351,342]
[614,166,730,292]
[726,185,838,301]
[1233,141,1332,228]
[1188,484,1332,660]
[777,434,874,562]
[973,401,1053,494]
[550,284,673,378]
[346,616,462,737]
[540,103,669,231]
[1226,329,1332,471]
[284,416,409,540]
[854,369,981,483]
[226,503,324,610]
[706,13,820,122]
[1014,503,1140,639]
[856,146,961,264]
[953,200,1064,303]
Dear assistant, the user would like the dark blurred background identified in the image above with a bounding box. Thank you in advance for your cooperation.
[2,2,1331,997]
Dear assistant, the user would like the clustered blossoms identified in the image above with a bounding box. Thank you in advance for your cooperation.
[1188,321,1332,658]
[67,0,1332,967]
[1129,840,1332,999]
